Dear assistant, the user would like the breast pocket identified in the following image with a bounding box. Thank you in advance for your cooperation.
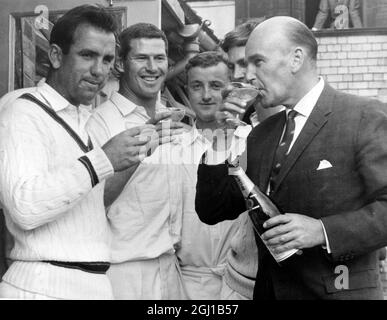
[304,165,357,213]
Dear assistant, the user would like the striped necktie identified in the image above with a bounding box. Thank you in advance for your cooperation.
[269,110,298,192]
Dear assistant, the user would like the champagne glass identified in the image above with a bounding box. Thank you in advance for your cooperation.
[224,82,260,126]
[168,107,186,122]
[158,106,186,123]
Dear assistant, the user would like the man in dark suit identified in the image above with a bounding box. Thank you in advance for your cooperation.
[195,16,387,299]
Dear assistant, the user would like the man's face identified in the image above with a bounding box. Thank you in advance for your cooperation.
[57,24,116,106]
[245,31,292,108]
[187,62,229,122]
[122,38,168,101]
[227,46,248,82]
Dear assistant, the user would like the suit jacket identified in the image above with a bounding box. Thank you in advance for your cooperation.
[195,84,387,299]
[313,0,363,29]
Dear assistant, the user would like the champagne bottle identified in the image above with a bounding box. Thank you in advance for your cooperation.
[228,164,301,264]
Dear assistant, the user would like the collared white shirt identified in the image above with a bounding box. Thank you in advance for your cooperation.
[87,90,167,146]
[87,91,181,263]
[287,77,325,152]
[38,81,94,143]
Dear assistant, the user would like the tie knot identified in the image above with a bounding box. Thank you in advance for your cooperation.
[288,110,297,120]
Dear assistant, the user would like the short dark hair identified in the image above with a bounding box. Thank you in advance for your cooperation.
[220,18,264,52]
[50,5,118,54]
[286,19,318,61]
[118,23,168,59]
[185,51,230,74]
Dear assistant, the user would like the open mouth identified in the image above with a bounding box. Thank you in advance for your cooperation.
[141,75,160,83]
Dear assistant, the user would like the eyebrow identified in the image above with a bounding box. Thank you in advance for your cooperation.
[209,80,225,84]
[78,49,114,58]
[132,53,167,57]
[188,80,203,84]
[247,53,265,63]
[78,49,98,55]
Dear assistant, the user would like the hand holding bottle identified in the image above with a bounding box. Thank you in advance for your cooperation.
[228,164,301,263]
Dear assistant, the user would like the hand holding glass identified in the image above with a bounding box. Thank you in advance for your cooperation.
[223,82,260,126]
[168,107,186,121]
[157,107,186,122]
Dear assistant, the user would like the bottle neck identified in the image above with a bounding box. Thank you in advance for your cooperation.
[228,166,254,197]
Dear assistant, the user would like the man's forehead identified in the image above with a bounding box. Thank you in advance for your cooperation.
[129,37,167,53]
[188,63,229,80]
[73,23,115,41]
[72,24,116,50]
[227,46,246,62]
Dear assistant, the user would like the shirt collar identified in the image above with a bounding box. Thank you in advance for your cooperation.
[110,91,167,118]
[180,122,210,147]
[110,91,137,116]
[37,80,93,113]
[292,77,325,118]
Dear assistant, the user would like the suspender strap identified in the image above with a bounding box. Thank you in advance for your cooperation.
[19,93,94,153]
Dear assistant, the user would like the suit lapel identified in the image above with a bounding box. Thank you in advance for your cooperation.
[271,85,335,194]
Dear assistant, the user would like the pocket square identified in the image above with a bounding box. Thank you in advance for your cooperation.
[317,159,332,170]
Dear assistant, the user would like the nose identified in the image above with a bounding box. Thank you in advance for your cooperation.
[90,58,105,77]
[232,65,246,82]
[245,63,257,85]
[202,87,212,102]
[146,57,157,72]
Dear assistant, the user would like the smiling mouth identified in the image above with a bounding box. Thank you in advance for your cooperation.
[141,75,160,82]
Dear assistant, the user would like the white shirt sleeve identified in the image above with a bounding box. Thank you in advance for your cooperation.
[204,125,252,165]
[320,219,332,254]
[85,147,114,180]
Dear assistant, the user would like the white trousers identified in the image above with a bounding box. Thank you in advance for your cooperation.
[220,277,250,300]
[108,253,186,300]
[0,281,59,300]
[181,266,224,300]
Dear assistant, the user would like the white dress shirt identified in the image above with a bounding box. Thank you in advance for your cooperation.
[86,91,182,263]
[287,77,325,152]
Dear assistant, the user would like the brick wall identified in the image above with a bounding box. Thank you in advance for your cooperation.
[316,33,387,102]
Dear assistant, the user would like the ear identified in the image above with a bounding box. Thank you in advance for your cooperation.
[114,56,124,74]
[290,47,305,73]
[48,44,63,69]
